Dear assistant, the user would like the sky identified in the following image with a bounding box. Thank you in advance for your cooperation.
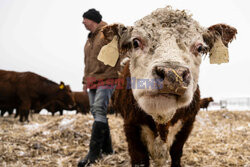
[0,0,249,100]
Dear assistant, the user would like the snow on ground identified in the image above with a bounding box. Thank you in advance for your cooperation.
[0,110,249,167]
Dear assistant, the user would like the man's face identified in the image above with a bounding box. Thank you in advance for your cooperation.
[82,18,95,31]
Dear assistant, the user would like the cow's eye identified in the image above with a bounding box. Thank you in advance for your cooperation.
[196,43,208,54]
[197,45,203,53]
[132,38,142,49]
[190,42,208,56]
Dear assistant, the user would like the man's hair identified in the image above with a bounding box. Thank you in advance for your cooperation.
[83,8,102,23]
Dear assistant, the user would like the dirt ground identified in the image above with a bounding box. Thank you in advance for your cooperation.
[0,110,249,167]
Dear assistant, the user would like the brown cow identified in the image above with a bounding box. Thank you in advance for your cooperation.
[33,91,89,115]
[46,102,64,115]
[72,91,90,114]
[0,69,75,122]
[200,97,214,110]
[103,6,236,167]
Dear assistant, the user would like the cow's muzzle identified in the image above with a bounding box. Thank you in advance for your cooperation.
[154,65,191,96]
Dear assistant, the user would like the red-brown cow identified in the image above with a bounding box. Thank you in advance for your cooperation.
[34,91,89,115]
[0,69,75,122]
[72,91,90,114]
[200,97,214,111]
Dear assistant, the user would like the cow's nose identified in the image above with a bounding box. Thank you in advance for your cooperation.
[166,67,190,85]
[155,66,190,85]
[154,65,191,95]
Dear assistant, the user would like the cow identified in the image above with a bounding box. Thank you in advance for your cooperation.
[72,91,90,114]
[200,97,214,110]
[102,6,237,167]
[45,102,64,115]
[33,91,89,115]
[0,69,75,122]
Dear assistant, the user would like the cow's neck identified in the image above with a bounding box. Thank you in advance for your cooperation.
[39,80,60,102]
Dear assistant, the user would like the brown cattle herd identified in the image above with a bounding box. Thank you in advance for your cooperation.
[0,69,90,121]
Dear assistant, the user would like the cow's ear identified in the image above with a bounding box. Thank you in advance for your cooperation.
[102,24,133,56]
[202,24,237,64]
[59,81,65,90]
[102,24,120,41]
[203,24,237,49]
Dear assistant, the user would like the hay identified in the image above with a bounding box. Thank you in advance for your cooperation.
[0,110,249,166]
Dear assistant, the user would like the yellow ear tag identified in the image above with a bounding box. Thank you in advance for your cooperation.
[59,84,64,89]
[209,38,229,64]
[97,36,119,67]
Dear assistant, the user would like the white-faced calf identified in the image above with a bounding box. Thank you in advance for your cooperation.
[102,6,237,167]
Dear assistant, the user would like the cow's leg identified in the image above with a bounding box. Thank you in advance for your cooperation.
[76,106,81,114]
[23,110,30,122]
[19,100,31,122]
[19,108,25,122]
[77,105,85,114]
[59,110,63,115]
[29,109,34,119]
[24,108,30,122]
[82,105,89,114]
[19,109,24,122]
[1,110,5,116]
[124,124,149,167]
[8,109,14,116]
[170,119,195,167]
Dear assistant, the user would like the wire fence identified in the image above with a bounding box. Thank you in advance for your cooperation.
[209,97,250,110]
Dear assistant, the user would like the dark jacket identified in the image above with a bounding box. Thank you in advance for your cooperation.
[82,21,120,88]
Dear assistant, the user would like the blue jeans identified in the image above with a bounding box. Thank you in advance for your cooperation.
[88,86,115,123]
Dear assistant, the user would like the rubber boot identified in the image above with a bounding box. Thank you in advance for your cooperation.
[78,121,107,167]
[101,122,113,155]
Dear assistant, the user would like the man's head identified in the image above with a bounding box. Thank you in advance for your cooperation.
[83,8,102,23]
[82,8,102,32]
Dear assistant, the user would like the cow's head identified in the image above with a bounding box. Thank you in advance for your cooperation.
[102,6,236,123]
[208,97,214,102]
[56,81,75,108]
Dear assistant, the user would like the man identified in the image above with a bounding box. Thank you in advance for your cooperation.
[78,8,120,167]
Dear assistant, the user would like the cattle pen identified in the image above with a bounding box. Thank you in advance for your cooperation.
[0,109,249,167]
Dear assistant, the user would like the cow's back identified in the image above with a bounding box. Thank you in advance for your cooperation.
[0,70,53,98]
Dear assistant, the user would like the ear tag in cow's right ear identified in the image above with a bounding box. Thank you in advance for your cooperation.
[209,38,229,64]
[59,84,64,90]
[97,35,119,67]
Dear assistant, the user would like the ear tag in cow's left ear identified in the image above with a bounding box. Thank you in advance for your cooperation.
[209,38,229,64]
[97,35,119,67]
[59,84,64,90]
